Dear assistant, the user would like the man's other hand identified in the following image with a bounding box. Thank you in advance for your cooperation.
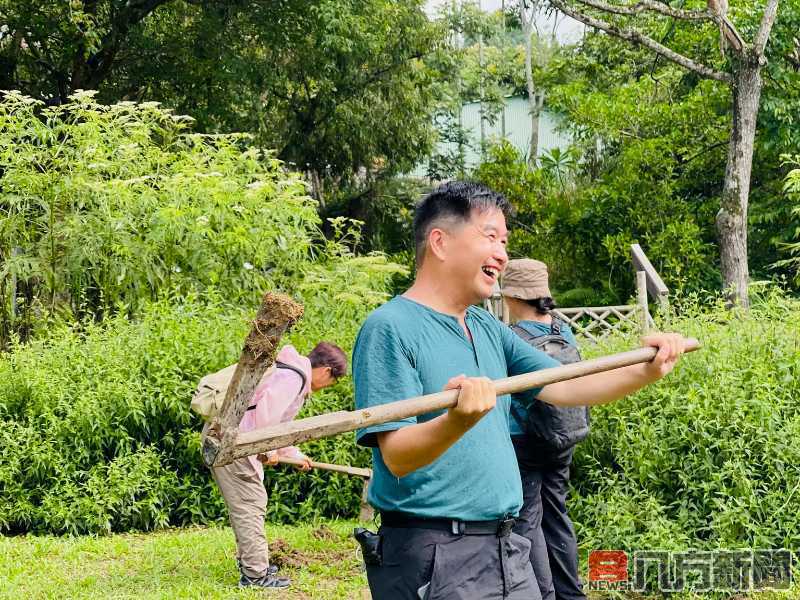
[294,455,313,471]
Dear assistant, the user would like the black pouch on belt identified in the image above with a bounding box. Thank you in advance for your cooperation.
[353,527,382,567]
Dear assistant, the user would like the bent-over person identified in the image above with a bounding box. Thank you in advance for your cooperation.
[211,342,346,590]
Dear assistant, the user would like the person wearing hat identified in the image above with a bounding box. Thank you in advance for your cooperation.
[501,258,587,600]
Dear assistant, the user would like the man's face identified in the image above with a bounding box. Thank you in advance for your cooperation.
[440,208,509,303]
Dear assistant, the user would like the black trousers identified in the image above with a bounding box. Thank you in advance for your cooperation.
[365,524,541,599]
[513,456,587,600]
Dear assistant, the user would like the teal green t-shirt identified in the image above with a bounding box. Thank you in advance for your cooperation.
[508,319,579,436]
[353,296,560,521]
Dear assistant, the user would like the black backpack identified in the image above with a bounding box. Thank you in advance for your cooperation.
[510,318,590,451]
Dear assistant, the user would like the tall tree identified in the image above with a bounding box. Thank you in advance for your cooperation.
[0,1,440,188]
[545,0,781,308]
[517,0,546,162]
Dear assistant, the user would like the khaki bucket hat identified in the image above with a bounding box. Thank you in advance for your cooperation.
[501,258,552,300]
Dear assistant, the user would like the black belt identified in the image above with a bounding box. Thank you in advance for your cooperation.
[380,511,516,537]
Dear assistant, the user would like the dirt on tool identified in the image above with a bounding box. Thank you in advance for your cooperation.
[243,292,304,363]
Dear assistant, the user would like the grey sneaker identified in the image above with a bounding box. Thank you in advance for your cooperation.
[238,573,291,589]
[236,559,279,577]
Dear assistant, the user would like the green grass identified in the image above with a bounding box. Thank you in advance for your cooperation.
[0,520,369,599]
[4,519,800,599]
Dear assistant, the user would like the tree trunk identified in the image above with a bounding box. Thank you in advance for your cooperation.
[530,91,544,161]
[523,14,540,164]
[715,54,763,309]
[310,170,325,208]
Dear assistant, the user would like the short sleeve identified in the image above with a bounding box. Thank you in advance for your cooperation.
[353,313,423,447]
[499,322,561,404]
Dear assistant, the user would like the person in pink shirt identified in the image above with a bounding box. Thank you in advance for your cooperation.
[211,341,347,590]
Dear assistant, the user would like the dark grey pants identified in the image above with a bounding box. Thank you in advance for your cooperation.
[365,525,541,599]
[514,463,586,600]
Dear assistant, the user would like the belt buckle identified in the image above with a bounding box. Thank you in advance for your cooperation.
[451,520,465,535]
[497,516,515,537]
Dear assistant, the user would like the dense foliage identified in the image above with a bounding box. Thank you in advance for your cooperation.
[774,156,800,282]
[0,92,403,346]
[572,288,800,553]
[0,288,399,534]
[0,95,404,534]
[0,0,440,185]
[469,0,800,305]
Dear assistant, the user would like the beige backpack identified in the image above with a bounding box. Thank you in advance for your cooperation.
[190,361,306,421]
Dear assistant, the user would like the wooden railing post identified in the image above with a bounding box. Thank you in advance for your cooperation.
[636,270,650,335]
[631,243,669,328]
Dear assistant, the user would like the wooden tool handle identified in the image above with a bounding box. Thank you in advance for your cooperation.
[202,292,304,467]
[225,337,700,463]
[275,456,372,478]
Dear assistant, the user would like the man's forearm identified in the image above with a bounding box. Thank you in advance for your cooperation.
[377,413,471,478]
[537,363,660,407]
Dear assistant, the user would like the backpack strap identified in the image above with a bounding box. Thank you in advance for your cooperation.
[508,324,540,431]
[510,323,539,345]
[246,361,308,411]
[275,360,308,398]
[550,317,562,336]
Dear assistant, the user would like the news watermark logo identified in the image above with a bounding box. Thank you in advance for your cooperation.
[588,549,794,593]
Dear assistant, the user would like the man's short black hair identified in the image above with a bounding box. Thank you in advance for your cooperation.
[413,181,512,265]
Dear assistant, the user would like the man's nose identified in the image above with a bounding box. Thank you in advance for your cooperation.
[494,245,508,268]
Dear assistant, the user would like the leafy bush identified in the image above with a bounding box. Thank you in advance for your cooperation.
[0,246,402,535]
[571,287,800,554]
[0,91,320,346]
[0,90,407,533]
[773,155,800,282]
[474,139,716,305]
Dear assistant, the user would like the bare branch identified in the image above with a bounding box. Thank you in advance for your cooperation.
[574,0,712,21]
[753,0,780,55]
[549,0,733,83]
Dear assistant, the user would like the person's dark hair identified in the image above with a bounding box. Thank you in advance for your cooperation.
[308,342,348,379]
[413,181,512,265]
[525,297,557,314]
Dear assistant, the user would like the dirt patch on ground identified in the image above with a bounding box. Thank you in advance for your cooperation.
[310,525,340,542]
[270,536,358,573]
[270,538,313,568]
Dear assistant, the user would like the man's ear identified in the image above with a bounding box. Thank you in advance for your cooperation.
[428,227,449,262]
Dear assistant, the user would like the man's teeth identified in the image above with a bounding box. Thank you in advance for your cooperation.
[482,267,497,278]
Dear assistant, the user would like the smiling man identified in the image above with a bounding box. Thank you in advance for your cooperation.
[352,181,686,599]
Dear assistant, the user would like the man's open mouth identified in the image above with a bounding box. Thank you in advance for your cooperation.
[481,266,499,280]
